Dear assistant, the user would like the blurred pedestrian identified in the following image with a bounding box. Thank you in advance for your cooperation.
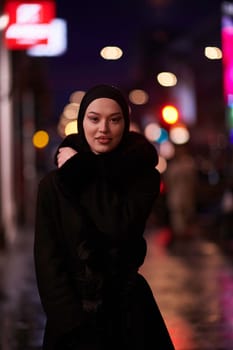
[219,174,233,247]
[164,145,198,240]
[34,84,175,349]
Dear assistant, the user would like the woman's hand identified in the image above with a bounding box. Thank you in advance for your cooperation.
[57,147,77,168]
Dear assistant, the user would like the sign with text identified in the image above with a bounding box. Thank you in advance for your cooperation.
[4,1,55,49]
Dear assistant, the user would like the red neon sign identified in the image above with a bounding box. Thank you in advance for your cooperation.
[4,1,56,49]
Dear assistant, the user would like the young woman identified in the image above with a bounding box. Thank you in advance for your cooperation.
[34,84,175,349]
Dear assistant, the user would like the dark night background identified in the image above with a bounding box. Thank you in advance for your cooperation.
[40,0,224,127]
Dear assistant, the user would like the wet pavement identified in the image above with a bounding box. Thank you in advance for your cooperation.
[141,228,233,350]
[0,225,233,349]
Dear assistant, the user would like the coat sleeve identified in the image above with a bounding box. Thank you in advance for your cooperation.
[34,173,89,336]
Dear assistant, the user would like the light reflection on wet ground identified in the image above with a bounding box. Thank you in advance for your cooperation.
[0,226,233,349]
[141,227,233,350]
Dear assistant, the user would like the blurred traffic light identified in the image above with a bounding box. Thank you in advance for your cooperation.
[161,105,179,125]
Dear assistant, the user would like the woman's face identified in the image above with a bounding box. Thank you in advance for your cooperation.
[83,98,125,154]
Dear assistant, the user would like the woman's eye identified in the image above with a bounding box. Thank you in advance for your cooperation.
[89,117,99,123]
[111,117,122,123]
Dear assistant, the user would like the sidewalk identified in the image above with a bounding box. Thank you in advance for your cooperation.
[0,227,44,350]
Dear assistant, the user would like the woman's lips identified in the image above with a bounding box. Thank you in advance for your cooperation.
[97,137,111,144]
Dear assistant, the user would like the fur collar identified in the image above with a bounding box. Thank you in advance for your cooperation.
[56,131,159,198]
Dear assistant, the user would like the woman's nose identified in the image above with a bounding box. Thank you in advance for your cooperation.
[99,120,108,132]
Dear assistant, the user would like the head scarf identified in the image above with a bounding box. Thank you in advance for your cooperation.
[77,84,130,151]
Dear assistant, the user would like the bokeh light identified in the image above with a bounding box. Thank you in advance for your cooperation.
[69,90,85,103]
[64,120,78,136]
[63,103,79,120]
[32,130,49,149]
[129,89,149,105]
[169,124,190,144]
[159,140,175,159]
[144,122,161,142]
[161,105,179,124]
[100,46,123,60]
[157,71,177,87]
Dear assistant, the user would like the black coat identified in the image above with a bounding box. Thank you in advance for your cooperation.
[34,132,175,349]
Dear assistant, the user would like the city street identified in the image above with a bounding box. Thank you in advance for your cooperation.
[0,225,232,350]
[0,1,231,349]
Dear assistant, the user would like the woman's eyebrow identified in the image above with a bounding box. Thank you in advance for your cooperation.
[87,111,99,115]
[87,111,122,117]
